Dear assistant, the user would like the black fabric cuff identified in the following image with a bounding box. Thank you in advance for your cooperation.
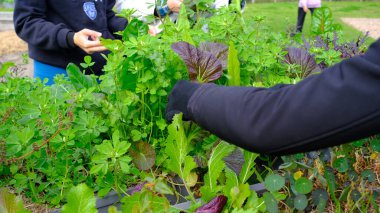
[66,31,76,48]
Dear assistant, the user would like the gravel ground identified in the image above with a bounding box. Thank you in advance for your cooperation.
[341,18,380,39]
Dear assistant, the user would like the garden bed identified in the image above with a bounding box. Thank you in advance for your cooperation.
[1,4,380,213]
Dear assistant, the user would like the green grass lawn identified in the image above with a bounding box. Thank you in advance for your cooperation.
[0,8,12,12]
[243,1,380,41]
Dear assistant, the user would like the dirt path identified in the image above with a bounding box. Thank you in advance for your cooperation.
[341,18,380,39]
[0,31,33,77]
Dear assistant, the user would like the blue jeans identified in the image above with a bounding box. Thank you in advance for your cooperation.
[34,60,67,85]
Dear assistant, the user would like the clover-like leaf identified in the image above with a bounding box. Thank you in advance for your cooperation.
[130,141,156,171]
[171,41,223,83]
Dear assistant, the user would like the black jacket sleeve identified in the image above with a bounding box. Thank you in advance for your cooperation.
[107,0,128,34]
[188,39,380,155]
[13,0,75,50]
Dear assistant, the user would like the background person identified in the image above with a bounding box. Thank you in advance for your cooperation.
[14,0,129,85]
[296,0,321,32]
[166,39,380,155]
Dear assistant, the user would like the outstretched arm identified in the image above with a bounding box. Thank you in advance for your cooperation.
[168,40,380,155]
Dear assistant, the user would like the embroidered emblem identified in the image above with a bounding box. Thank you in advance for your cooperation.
[83,2,97,20]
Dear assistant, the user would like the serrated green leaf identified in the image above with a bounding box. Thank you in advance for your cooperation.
[228,42,241,86]
[224,167,239,203]
[61,184,97,213]
[200,142,235,201]
[165,114,196,192]
[239,150,259,184]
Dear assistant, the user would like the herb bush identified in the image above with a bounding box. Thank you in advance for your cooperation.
[0,2,379,212]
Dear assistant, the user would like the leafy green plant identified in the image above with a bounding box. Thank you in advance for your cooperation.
[311,6,341,36]
[61,184,97,213]
[0,188,30,213]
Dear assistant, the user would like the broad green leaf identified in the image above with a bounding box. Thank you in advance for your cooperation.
[294,177,313,194]
[264,174,285,192]
[332,157,349,173]
[130,141,156,171]
[200,142,235,201]
[66,63,97,91]
[311,7,340,36]
[228,42,241,86]
[0,188,30,213]
[61,184,97,213]
[121,191,170,213]
[293,194,308,211]
[120,65,138,92]
[239,150,259,184]
[263,192,278,213]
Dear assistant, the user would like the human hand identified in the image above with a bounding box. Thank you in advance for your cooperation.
[148,25,158,36]
[165,80,200,122]
[73,29,107,54]
[303,5,309,13]
[167,0,183,13]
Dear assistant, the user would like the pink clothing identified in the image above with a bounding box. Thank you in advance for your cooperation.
[299,0,321,8]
